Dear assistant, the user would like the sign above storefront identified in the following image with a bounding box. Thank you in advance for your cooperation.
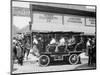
[33,12,62,24]
[86,18,95,26]
[64,15,85,26]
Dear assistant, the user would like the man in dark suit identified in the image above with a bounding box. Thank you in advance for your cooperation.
[87,38,92,66]
[91,38,96,66]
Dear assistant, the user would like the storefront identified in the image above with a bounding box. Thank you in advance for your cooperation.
[30,4,96,35]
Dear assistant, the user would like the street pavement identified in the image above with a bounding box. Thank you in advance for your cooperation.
[12,53,96,74]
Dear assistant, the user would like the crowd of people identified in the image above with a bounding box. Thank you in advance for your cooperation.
[12,33,31,65]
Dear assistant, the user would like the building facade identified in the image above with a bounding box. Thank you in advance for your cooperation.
[30,4,96,35]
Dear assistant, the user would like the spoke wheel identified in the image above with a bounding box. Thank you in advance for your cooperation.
[39,55,50,67]
[69,54,79,65]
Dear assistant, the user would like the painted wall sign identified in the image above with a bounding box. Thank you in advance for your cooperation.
[64,16,85,26]
[86,18,95,26]
[33,12,62,24]
[12,7,30,17]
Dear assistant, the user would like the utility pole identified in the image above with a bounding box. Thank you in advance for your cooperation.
[29,21,32,48]
[29,21,32,31]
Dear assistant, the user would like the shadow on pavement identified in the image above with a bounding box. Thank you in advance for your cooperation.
[49,60,81,66]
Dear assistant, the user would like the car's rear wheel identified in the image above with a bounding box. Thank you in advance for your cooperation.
[69,54,79,65]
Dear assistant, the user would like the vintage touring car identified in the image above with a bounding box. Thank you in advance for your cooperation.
[31,31,86,66]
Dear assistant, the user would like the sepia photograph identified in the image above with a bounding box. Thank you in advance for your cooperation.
[11,0,96,74]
